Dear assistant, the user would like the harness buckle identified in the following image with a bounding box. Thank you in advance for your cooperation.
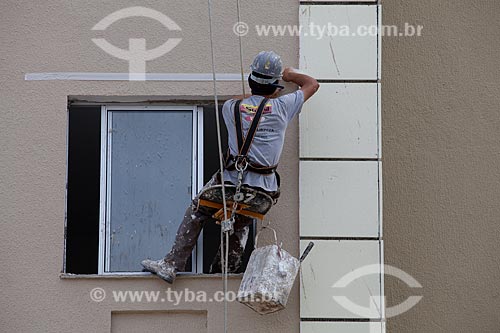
[234,155,248,172]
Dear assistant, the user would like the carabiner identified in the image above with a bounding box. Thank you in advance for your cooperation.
[235,156,248,172]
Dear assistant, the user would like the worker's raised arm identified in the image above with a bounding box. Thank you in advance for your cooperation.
[282,67,320,102]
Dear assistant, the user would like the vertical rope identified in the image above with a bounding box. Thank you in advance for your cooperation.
[206,1,229,332]
[235,0,246,96]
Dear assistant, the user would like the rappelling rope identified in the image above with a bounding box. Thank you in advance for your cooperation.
[236,0,246,96]
[206,1,229,332]
[207,1,249,331]
[229,0,249,284]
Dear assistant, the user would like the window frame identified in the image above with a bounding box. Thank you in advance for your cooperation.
[94,104,204,275]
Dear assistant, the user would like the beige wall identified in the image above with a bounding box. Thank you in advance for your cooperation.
[3,0,500,332]
[382,1,500,332]
[0,1,301,332]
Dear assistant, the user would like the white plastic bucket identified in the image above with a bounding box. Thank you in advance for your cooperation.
[237,227,300,315]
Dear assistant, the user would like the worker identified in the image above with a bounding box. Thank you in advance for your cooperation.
[141,51,319,284]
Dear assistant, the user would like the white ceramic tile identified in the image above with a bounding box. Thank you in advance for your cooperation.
[378,161,383,238]
[300,240,382,319]
[300,83,379,158]
[377,82,382,158]
[378,5,382,80]
[301,321,384,333]
[300,161,380,237]
[301,0,376,2]
[300,0,377,4]
[299,5,378,79]
[379,240,385,319]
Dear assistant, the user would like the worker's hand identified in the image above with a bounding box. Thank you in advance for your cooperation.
[281,67,320,102]
[282,67,296,82]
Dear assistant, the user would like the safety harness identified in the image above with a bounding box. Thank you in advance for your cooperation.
[224,98,278,175]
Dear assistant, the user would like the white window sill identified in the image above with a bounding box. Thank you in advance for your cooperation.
[59,272,244,279]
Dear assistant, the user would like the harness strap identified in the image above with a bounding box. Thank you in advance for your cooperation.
[224,152,278,174]
[239,98,268,156]
[233,100,243,152]
[224,98,278,175]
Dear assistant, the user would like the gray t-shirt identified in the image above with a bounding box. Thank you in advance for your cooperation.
[222,90,305,192]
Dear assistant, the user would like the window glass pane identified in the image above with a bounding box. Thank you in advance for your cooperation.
[108,110,193,272]
[66,105,101,274]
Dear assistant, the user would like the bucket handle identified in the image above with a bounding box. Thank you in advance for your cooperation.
[254,226,283,258]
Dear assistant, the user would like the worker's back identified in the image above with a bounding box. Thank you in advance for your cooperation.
[222,90,305,192]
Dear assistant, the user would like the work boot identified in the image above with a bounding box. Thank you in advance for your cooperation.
[141,259,176,284]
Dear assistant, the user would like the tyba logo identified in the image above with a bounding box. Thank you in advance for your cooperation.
[92,6,182,80]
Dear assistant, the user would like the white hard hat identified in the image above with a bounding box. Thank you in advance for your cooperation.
[249,51,283,85]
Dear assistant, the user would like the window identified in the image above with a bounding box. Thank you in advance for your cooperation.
[65,102,255,275]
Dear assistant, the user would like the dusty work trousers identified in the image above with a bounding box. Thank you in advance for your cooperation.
[164,172,279,273]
